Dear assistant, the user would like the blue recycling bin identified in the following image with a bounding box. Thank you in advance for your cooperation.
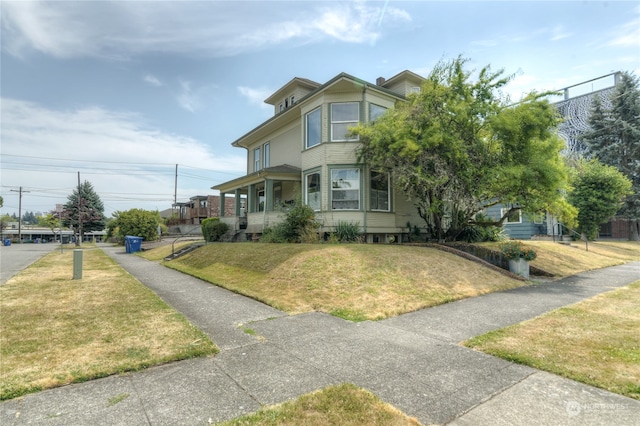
[124,236,143,253]
[3,239,11,246]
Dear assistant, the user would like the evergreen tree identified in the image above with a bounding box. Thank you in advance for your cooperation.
[582,72,640,239]
[62,181,106,245]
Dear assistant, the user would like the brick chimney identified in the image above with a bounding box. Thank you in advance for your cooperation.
[376,77,386,86]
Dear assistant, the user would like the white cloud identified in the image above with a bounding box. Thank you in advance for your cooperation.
[175,79,218,113]
[238,86,273,110]
[0,98,245,215]
[1,1,412,59]
[606,16,640,48]
[549,25,572,42]
[143,74,163,87]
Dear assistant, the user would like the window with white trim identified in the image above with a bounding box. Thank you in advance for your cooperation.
[370,171,390,211]
[331,168,360,210]
[254,147,261,171]
[306,107,321,148]
[263,142,270,168]
[369,104,387,122]
[331,102,359,141]
[501,208,522,224]
[305,172,321,211]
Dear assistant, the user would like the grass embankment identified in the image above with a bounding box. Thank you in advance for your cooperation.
[484,240,639,276]
[465,280,640,400]
[0,248,217,400]
[165,243,525,321]
[217,383,421,426]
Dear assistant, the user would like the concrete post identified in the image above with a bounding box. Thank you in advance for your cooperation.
[73,249,83,280]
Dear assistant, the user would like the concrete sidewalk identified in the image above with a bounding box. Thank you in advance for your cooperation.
[1,246,639,425]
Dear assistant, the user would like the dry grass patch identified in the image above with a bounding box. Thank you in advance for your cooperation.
[464,281,640,400]
[0,248,216,400]
[481,240,639,276]
[165,244,524,320]
[217,383,422,426]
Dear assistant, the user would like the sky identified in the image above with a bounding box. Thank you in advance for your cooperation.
[1,0,639,219]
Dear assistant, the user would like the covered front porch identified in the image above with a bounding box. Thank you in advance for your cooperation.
[214,165,302,236]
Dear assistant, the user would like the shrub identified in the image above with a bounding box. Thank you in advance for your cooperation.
[500,240,537,261]
[333,221,362,242]
[202,217,229,242]
[260,199,320,243]
[458,213,506,243]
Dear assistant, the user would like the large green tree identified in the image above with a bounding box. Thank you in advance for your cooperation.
[581,71,640,240]
[353,57,571,241]
[568,159,632,240]
[106,208,162,244]
[62,180,106,246]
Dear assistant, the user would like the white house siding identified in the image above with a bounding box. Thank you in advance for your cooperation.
[269,124,302,168]
[365,211,399,233]
[316,211,365,229]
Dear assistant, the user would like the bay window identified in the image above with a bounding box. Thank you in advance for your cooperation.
[306,107,321,148]
[305,172,321,211]
[331,168,360,210]
[331,102,359,141]
[370,171,390,211]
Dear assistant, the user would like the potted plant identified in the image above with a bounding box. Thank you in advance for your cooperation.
[500,241,537,278]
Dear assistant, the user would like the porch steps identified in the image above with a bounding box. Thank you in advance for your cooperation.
[163,242,206,261]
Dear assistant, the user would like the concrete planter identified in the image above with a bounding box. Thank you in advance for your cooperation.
[508,258,530,279]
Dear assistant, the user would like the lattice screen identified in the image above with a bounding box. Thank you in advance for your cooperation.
[554,87,615,157]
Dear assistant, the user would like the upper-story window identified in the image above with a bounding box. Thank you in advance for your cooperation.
[410,86,421,94]
[331,102,359,142]
[290,95,295,105]
[263,142,270,168]
[254,147,261,171]
[306,107,321,149]
[369,104,387,122]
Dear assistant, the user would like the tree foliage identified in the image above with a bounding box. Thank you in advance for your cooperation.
[106,208,162,244]
[38,213,60,233]
[62,181,106,245]
[568,159,632,240]
[353,57,571,241]
[581,71,640,239]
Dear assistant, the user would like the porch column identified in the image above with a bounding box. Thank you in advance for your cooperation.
[219,193,226,217]
[265,179,274,211]
[235,189,242,216]
[248,184,256,213]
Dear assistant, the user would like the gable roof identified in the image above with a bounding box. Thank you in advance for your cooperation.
[230,72,409,148]
[264,77,321,105]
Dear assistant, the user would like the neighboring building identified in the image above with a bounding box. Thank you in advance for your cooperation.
[172,195,238,225]
[488,72,625,240]
[213,71,427,242]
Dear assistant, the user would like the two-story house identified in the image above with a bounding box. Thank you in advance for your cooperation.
[213,71,428,242]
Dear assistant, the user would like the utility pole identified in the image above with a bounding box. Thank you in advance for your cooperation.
[77,172,82,247]
[10,187,29,244]
[174,164,178,212]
